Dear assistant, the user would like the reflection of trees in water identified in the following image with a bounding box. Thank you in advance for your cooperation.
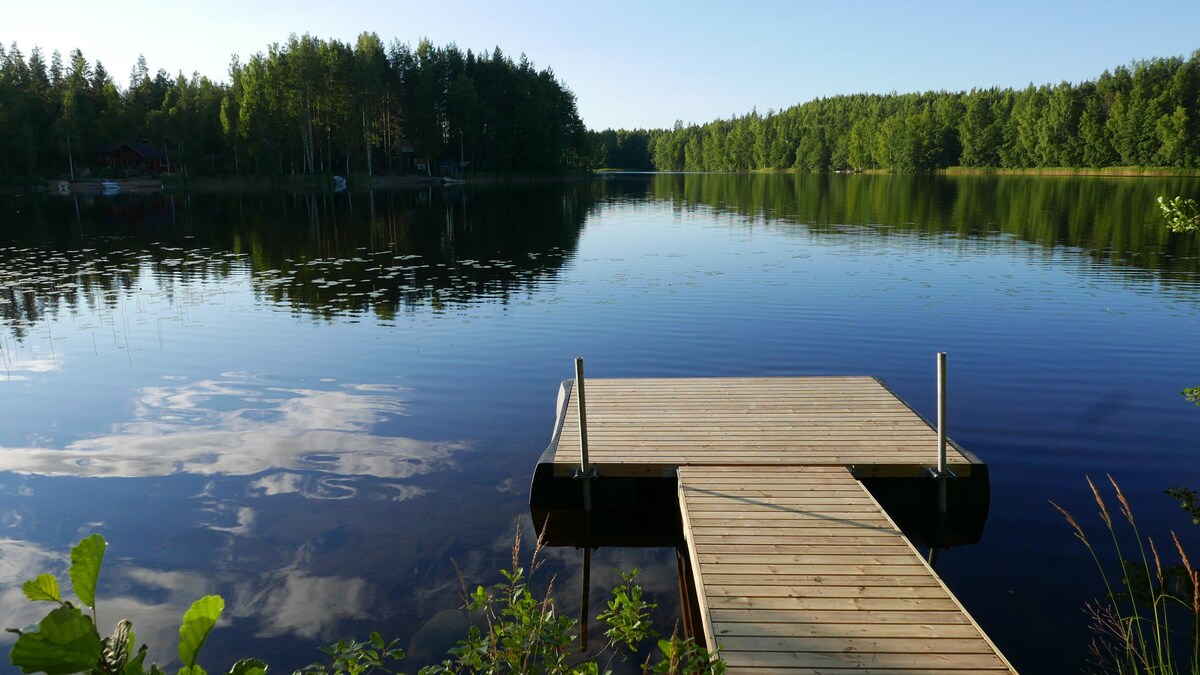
[0,184,595,337]
[645,173,1200,281]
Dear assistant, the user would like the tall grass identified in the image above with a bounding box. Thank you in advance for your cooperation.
[1052,476,1199,674]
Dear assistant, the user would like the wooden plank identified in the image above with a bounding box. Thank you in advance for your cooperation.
[708,608,975,626]
[720,650,1011,670]
[678,465,1016,673]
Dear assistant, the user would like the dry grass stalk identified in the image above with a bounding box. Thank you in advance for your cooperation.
[1109,474,1135,527]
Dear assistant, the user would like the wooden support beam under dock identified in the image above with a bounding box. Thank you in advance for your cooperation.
[529,375,1015,673]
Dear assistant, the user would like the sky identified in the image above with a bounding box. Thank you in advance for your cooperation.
[5,0,1200,131]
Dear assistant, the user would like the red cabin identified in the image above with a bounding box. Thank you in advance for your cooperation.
[94,143,172,175]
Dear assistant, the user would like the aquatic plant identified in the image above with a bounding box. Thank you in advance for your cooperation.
[1052,477,1199,674]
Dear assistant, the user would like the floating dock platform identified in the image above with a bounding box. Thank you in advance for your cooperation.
[529,376,1016,673]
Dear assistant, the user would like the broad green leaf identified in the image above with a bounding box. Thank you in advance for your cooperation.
[226,658,267,675]
[9,604,103,675]
[178,595,224,669]
[179,666,207,675]
[123,644,149,675]
[21,573,63,603]
[69,534,107,608]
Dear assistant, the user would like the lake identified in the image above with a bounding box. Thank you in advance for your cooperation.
[1,173,1198,674]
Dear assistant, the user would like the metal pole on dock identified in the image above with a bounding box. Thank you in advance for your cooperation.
[937,352,947,475]
[936,352,948,513]
[575,357,592,512]
[574,357,593,651]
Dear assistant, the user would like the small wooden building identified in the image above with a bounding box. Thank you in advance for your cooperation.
[94,143,171,175]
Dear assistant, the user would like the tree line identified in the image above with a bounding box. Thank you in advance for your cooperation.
[591,51,1200,172]
[0,33,590,180]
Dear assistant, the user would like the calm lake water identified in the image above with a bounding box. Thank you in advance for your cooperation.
[1,173,1198,673]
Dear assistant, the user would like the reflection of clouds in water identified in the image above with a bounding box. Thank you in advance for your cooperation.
[0,355,63,381]
[0,376,468,482]
[226,546,370,640]
[249,472,431,501]
[0,539,66,640]
[0,537,372,664]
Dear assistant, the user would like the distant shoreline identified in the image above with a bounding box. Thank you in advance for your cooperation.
[7,167,1198,196]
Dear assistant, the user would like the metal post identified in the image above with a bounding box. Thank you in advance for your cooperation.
[575,356,593,650]
[936,352,949,513]
[575,357,592,511]
[937,352,947,475]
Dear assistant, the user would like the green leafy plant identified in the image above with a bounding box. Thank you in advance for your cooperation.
[294,633,405,675]
[6,534,265,675]
[10,533,720,675]
[1184,388,1200,407]
[597,569,657,654]
[420,527,721,674]
[420,528,580,675]
[643,636,723,675]
[1158,196,1200,233]
[1052,477,1199,673]
[1168,488,1200,527]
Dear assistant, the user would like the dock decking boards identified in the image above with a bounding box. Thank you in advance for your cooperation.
[678,465,1015,673]
[534,376,1015,673]
[547,377,981,478]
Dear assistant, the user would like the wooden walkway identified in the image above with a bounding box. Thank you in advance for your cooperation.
[535,376,1016,673]
[679,465,1014,673]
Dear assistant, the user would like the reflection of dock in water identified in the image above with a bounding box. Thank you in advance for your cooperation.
[529,372,1017,673]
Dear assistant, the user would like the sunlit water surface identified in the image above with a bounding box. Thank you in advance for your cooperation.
[1,174,1198,674]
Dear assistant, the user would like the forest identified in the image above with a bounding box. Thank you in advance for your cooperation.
[0,33,590,180]
[3,36,1200,181]
[591,51,1200,173]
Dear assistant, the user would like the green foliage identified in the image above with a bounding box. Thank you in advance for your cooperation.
[68,535,105,611]
[1167,487,1200,526]
[178,596,224,674]
[294,633,404,675]
[646,637,724,675]
[1158,196,1200,232]
[619,51,1200,173]
[596,569,657,653]
[0,35,589,180]
[7,535,244,675]
[8,605,103,675]
[1185,388,1200,406]
[22,574,63,604]
[423,562,578,674]
[11,533,722,675]
[421,530,720,674]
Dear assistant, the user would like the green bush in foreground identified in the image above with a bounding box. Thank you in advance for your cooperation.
[7,531,720,675]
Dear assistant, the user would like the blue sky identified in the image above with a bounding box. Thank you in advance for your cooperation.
[5,0,1200,130]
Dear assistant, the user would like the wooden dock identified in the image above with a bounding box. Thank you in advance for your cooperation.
[544,377,983,478]
[679,465,1013,672]
[530,375,1015,673]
